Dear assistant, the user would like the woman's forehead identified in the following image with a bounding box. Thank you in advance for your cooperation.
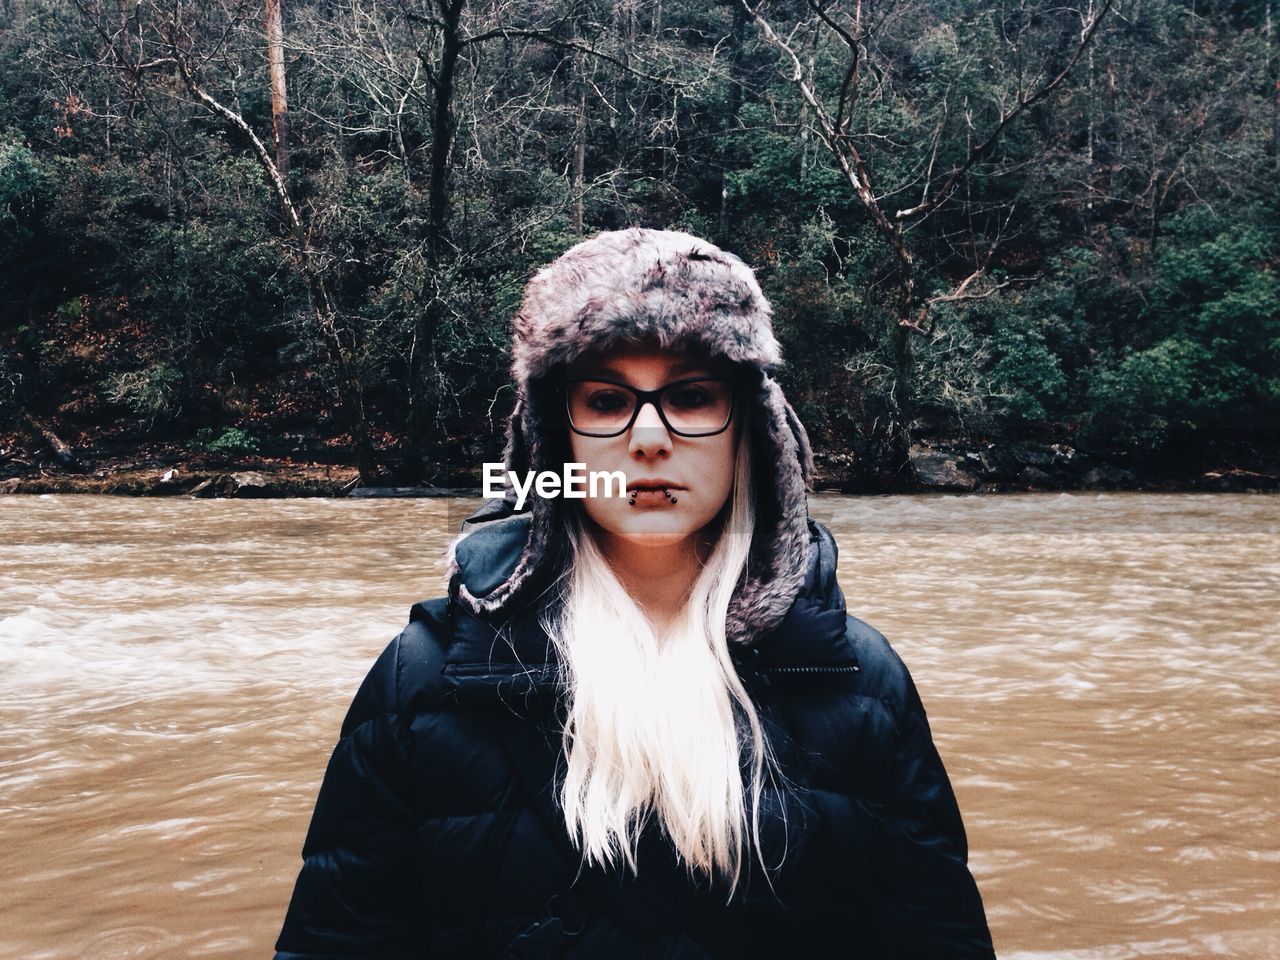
[566,341,728,377]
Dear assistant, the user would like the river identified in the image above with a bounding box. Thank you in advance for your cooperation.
[1,492,1276,958]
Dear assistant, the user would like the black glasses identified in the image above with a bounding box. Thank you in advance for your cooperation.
[559,376,737,438]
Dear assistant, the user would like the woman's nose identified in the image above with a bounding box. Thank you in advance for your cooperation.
[628,401,672,455]
[634,400,665,429]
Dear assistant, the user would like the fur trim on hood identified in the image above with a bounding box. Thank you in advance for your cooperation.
[446,227,816,648]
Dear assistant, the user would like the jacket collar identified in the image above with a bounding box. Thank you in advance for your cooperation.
[429,512,857,699]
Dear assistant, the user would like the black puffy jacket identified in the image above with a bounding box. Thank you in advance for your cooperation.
[274,515,995,959]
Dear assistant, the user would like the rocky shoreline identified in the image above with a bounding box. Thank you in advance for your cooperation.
[887,441,1279,494]
[1,438,1276,497]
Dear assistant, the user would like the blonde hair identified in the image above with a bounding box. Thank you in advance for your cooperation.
[539,406,786,900]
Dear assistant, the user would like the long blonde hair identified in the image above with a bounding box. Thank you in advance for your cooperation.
[538,406,785,900]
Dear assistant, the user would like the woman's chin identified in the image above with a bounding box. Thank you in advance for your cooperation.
[601,517,696,548]
[628,532,691,549]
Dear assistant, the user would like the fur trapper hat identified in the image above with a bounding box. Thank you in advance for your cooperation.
[447,227,816,648]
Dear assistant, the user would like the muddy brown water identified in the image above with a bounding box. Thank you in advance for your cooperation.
[1,493,1277,959]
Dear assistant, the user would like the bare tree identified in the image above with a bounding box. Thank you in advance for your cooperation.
[66,0,379,481]
[265,0,290,177]
[740,0,1114,474]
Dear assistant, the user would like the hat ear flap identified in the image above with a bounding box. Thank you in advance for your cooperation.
[781,395,815,491]
[500,394,531,510]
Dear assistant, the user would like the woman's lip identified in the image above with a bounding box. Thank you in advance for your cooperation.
[629,489,679,504]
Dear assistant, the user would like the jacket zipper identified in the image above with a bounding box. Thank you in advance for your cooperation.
[733,663,860,692]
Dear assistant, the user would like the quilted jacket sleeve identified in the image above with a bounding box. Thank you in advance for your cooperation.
[274,632,426,959]
[870,662,996,959]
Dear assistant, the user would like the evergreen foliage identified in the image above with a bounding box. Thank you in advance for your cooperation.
[0,0,1274,477]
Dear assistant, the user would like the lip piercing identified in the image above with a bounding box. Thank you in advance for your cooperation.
[627,487,678,506]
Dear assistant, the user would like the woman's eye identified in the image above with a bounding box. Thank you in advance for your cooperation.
[668,387,712,409]
[587,390,629,412]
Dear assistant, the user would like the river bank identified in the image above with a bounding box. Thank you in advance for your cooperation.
[1,436,1276,496]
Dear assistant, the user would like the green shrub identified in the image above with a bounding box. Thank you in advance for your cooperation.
[191,426,260,456]
[0,130,47,247]
[898,304,993,434]
[987,316,1067,424]
[1083,336,1207,449]
[56,297,84,322]
[1081,210,1280,452]
[103,364,182,418]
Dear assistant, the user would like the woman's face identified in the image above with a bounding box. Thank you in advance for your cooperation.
[564,342,740,550]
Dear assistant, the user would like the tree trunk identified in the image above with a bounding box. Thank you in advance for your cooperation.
[404,0,466,484]
[888,317,915,485]
[427,0,464,256]
[572,64,585,234]
[1084,0,1095,224]
[798,27,818,186]
[265,0,290,178]
[26,414,80,469]
[718,0,747,242]
[1270,0,1279,177]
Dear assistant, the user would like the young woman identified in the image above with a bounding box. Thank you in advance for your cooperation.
[275,228,995,958]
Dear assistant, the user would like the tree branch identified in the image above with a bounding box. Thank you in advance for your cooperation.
[458,27,684,86]
[895,0,1115,222]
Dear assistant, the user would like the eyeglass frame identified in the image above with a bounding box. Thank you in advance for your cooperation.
[556,375,739,438]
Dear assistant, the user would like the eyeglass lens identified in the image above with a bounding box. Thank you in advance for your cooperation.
[566,379,733,436]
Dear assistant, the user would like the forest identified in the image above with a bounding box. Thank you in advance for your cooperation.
[0,0,1276,493]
